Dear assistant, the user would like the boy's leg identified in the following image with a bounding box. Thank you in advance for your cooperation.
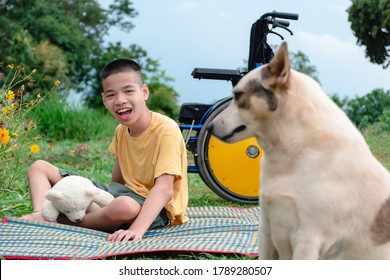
[22,160,63,220]
[58,196,142,232]
[59,183,167,232]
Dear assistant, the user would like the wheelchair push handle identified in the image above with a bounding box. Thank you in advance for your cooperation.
[274,19,290,27]
[260,11,299,21]
[261,11,299,36]
[191,11,299,84]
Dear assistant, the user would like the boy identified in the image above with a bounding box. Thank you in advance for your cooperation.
[22,59,188,242]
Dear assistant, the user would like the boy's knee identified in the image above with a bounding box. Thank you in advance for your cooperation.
[28,160,50,176]
[27,160,62,184]
[107,196,141,223]
[29,159,49,171]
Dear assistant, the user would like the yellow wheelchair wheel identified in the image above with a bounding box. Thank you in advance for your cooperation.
[196,98,263,204]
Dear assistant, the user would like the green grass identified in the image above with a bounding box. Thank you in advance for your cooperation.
[363,125,390,170]
[1,125,389,260]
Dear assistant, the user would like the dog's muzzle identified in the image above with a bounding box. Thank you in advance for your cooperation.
[207,123,247,142]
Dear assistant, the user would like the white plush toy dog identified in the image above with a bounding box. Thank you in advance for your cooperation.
[42,175,114,223]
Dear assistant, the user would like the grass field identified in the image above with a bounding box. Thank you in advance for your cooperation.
[0,126,389,260]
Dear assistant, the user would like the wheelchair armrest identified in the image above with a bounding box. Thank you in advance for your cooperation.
[191,68,243,85]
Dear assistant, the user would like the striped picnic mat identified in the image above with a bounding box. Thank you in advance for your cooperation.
[0,206,260,259]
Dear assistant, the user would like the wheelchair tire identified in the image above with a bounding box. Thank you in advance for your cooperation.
[196,98,262,204]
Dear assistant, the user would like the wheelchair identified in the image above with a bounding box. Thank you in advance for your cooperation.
[179,11,299,204]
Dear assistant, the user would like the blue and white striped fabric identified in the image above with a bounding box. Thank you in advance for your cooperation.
[0,206,260,259]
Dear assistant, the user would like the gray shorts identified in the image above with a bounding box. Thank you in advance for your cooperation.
[58,169,168,230]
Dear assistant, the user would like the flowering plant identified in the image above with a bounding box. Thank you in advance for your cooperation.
[0,63,59,191]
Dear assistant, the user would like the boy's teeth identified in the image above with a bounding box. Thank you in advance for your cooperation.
[117,109,131,114]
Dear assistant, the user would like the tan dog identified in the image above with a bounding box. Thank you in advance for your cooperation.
[208,42,390,259]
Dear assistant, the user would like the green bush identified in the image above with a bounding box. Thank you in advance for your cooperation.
[344,88,390,129]
[379,109,390,132]
[30,95,117,141]
[330,89,390,132]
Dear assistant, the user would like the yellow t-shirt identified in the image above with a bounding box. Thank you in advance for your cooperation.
[109,112,188,225]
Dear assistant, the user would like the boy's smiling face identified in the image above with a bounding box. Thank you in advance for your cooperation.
[102,71,149,131]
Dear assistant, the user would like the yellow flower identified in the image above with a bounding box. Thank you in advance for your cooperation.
[30,144,40,154]
[6,90,15,100]
[2,107,8,114]
[2,104,15,115]
[8,64,14,69]
[0,127,11,144]
[55,80,61,87]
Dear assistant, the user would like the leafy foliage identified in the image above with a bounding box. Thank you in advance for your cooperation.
[0,0,105,91]
[0,63,58,193]
[290,50,321,84]
[379,109,390,132]
[147,83,180,119]
[330,88,390,131]
[347,0,390,68]
[241,46,321,84]
[0,0,180,115]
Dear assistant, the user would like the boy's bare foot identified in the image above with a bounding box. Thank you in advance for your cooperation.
[21,211,52,222]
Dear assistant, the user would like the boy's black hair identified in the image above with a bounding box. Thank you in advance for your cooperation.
[99,58,142,81]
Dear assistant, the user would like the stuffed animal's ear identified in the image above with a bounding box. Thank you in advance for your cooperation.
[45,190,62,201]
[84,189,99,199]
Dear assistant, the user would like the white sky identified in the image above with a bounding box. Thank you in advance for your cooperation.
[106,0,389,104]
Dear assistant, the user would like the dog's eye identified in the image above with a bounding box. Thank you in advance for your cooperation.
[234,91,243,101]
[66,211,70,213]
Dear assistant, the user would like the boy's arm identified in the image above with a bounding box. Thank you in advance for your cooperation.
[111,159,125,184]
[108,174,174,242]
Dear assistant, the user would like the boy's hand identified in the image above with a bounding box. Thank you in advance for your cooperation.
[108,229,143,242]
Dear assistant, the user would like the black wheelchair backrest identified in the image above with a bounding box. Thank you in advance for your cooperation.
[247,19,274,71]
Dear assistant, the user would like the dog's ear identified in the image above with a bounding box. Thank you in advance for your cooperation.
[261,42,290,88]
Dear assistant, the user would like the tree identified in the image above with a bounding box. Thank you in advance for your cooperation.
[347,0,390,69]
[290,50,321,84]
[1,0,126,92]
[0,0,180,117]
[331,89,390,129]
[147,83,180,118]
[241,46,321,83]
[329,93,349,110]
[344,88,390,129]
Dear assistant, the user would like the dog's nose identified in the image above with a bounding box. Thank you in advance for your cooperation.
[207,123,214,133]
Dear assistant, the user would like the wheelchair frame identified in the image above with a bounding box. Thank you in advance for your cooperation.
[179,11,299,204]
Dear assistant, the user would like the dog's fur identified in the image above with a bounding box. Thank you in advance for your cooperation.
[208,42,390,259]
